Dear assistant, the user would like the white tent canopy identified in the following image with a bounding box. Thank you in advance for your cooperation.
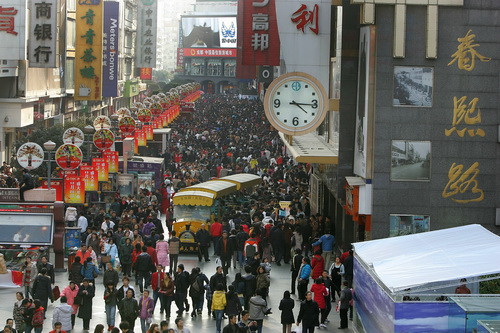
[353,224,500,294]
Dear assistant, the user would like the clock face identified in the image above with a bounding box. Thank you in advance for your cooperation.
[264,72,328,136]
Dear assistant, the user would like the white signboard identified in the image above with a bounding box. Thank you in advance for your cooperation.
[0,1,27,60]
[17,142,44,170]
[28,0,57,67]
[136,0,157,68]
[218,17,237,48]
[63,127,85,147]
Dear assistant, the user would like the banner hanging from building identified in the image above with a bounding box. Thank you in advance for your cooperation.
[64,176,85,204]
[136,0,157,68]
[93,158,109,182]
[28,0,57,67]
[80,165,98,191]
[237,0,280,65]
[102,1,119,97]
[0,1,27,60]
[103,150,118,173]
[75,0,103,100]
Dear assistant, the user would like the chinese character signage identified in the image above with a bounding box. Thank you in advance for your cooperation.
[176,48,184,72]
[136,129,147,146]
[93,158,108,181]
[103,150,118,173]
[238,0,280,65]
[183,48,237,57]
[143,124,153,140]
[64,176,85,204]
[102,1,119,97]
[75,0,103,100]
[29,0,57,67]
[0,2,27,60]
[136,0,157,68]
[80,165,98,191]
[16,142,44,170]
[55,144,83,170]
[140,67,152,80]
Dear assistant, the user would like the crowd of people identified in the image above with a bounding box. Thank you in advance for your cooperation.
[11,95,354,333]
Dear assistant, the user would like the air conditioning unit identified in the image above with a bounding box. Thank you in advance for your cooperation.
[0,59,18,77]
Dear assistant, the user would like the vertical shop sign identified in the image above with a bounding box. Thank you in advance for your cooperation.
[29,0,57,67]
[93,158,109,182]
[102,1,119,97]
[238,0,280,65]
[80,165,98,191]
[103,150,118,173]
[64,176,85,204]
[75,0,103,100]
[136,0,157,68]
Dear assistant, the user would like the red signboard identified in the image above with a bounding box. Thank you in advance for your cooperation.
[39,180,63,201]
[136,129,147,146]
[238,0,280,65]
[103,150,119,173]
[80,165,98,191]
[183,48,237,58]
[64,176,85,204]
[143,125,153,140]
[55,144,83,170]
[140,67,153,80]
[93,158,109,182]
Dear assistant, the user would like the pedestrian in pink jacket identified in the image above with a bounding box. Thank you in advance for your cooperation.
[61,281,79,328]
[139,290,154,333]
[155,235,170,268]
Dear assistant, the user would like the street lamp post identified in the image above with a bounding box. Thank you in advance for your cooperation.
[43,140,57,189]
[84,125,95,162]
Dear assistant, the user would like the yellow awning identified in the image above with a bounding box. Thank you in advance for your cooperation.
[180,180,237,198]
[216,173,262,190]
[279,132,339,164]
[172,190,215,206]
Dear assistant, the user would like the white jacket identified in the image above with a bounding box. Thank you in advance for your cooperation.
[52,303,73,331]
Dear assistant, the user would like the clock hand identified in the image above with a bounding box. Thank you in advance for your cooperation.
[289,101,308,114]
[293,102,315,106]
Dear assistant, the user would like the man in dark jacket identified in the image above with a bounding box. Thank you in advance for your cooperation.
[36,255,55,284]
[241,265,256,310]
[270,223,285,266]
[217,230,233,275]
[118,289,139,329]
[134,246,154,293]
[103,262,119,288]
[296,291,320,332]
[339,281,353,329]
[236,226,249,268]
[290,248,303,295]
[174,264,190,315]
[195,223,211,262]
[19,169,34,201]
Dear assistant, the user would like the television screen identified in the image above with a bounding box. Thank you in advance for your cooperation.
[0,213,54,245]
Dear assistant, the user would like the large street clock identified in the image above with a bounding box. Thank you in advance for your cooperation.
[264,72,329,136]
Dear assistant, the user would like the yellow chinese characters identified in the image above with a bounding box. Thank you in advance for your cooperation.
[442,162,484,203]
[444,96,485,137]
[448,30,491,71]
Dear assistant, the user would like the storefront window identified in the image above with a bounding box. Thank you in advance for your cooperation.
[224,59,236,77]
[207,59,222,76]
[190,59,205,76]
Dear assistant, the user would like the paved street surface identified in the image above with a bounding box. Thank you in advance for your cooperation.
[0,254,355,333]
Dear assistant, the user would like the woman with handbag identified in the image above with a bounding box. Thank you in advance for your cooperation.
[104,238,119,268]
[77,279,95,331]
[297,257,312,301]
[80,257,99,284]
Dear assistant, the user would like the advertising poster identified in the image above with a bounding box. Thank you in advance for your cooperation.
[102,1,119,97]
[103,150,118,173]
[140,67,152,80]
[92,158,109,182]
[75,0,103,100]
[93,115,111,129]
[16,142,44,170]
[136,129,147,146]
[138,108,152,123]
[64,176,85,204]
[63,127,84,147]
[65,227,81,256]
[143,125,153,140]
[93,128,115,150]
[181,16,237,49]
[119,116,136,135]
[0,213,53,245]
[55,144,83,170]
[80,165,98,191]
[39,180,63,201]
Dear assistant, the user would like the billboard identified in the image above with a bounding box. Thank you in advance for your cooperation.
[0,213,54,245]
[75,0,103,100]
[28,0,57,67]
[102,1,119,97]
[0,1,27,60]
[136,0,157,68]
[181,16,237,49]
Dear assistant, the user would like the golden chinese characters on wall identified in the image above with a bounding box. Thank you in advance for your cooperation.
[443,29,490,204]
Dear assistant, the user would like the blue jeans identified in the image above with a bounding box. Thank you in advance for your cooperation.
[153,289,164,312]
[237,251,244,267]
[214,309,224,333]
[105,303,116,327]
[25,325,33,333]
[34,328,42,333]
[140,318,151,333]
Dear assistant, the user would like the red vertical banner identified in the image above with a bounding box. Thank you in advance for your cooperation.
[162,114,168,127]
[103,150,119,173]
[64,176,85,204]
[238,0,280,66]
[143,125,153,140]
[134,137,139,154]
[80,165,98,191]
[136,129,147,146]
[93,158,109,181]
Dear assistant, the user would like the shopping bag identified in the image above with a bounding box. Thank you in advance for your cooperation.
[215,257,222,267]
[291,324,302,333]
[52,285,61,301]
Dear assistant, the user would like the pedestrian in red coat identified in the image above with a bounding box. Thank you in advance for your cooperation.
[310,278,329,328]
[311,250,325,280]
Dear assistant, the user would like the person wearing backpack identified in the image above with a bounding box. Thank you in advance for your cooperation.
[31,300,44,333]
[188,267,204,318]
[243,233,259,264]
